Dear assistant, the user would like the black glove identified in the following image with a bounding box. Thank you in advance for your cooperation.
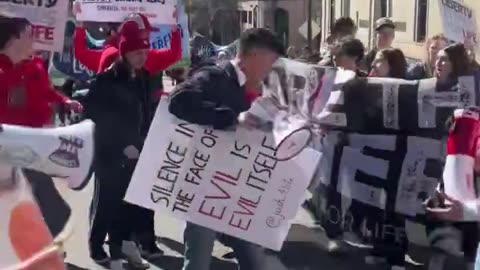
[213,107,237,130]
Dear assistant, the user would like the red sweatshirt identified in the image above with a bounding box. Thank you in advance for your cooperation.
[0,54,68,127]
[73,27,182,74]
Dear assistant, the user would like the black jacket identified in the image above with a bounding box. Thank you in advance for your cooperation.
[168,62,250,129]
[84,61,156,165]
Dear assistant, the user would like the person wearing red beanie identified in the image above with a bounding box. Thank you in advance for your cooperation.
[73,3,181,75]
[83,20,161,270]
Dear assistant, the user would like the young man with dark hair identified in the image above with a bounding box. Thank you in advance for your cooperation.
[331,17,357,39]
[169,28,285,270]
[0,16,83,125]
[0,15,83,265]
[319,17,357,66]
[364,17,396,71]
[333,37,367,76]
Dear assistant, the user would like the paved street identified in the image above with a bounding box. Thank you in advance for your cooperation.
[58,78,468,270]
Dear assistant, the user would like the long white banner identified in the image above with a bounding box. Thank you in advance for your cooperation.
[125,100,320,250]
[75,0,176,25]
[0,0,69,52]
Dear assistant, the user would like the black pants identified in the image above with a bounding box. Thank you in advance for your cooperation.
[370,212,408,267]
[89,162,154,259]
[219,234,267,270]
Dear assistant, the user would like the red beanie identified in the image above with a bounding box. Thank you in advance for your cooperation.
[119,13,158,36]
[119,21,150,55]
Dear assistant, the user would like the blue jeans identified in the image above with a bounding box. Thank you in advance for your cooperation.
[475,242,480,270]
[182,223,216,270]
[182,222,268,270]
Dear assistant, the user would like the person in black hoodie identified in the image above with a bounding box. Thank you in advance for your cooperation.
[168,28,284,270]
[83,20,155,270]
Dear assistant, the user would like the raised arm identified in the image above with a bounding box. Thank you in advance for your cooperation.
[145,26,182,73]
[73,26,102,73]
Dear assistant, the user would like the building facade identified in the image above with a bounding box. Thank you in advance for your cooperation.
[321,0,480,60]
[238,0,321,50]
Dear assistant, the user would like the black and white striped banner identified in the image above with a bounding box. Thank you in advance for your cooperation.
[262,58,480,249]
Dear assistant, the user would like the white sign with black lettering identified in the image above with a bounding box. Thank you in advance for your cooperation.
[438,0,478,47]
[125,100,320,250]
[0,0,69,52]
[75,0,176,24]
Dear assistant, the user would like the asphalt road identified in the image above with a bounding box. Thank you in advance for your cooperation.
[58,78,469,270]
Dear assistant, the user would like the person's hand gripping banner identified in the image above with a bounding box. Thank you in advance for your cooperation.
[247,97,312,161]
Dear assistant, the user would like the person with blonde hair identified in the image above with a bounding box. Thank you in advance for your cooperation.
[407,34,449,79]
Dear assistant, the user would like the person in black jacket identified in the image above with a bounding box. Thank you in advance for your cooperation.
[84,20,155,270]
[168,28,285,270]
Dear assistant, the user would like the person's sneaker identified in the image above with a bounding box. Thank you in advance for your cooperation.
[222,251,236,260]
[139,243,164,260]
[365,255,387,265]
[326,240,347,254]
[90,247,110,264]
[110,259,126,270]
[122,241,150,269]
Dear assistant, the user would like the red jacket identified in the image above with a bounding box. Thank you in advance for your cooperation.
[74,27,182,74]
[0,54,68,127]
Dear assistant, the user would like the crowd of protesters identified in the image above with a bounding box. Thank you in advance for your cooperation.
[3,1,480,269]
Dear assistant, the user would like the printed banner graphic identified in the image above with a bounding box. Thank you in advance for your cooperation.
[50,19,95,81]
[51,0,189,81]
[76,0,176,25]
[262,58,480,251]
[150,0,191,68]
[125,101,320,250]
[438,0,478,48]
[0,0,69,52]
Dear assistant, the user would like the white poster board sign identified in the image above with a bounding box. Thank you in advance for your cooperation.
[438,0,478,47]
[75,0,176,25]
[0,1,69,52]
[125,101,320,250]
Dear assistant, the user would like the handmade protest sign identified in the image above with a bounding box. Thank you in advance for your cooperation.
[0,0,68,52]
[263,58,480,252]
[75,0,176,25]
[438,0,478,47]
[125,100,320,250]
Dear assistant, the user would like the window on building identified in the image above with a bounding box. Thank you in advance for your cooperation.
[380,0,388,17]
[253,7,258,28]
[415,0,427,42]
[248,11,252,24]
[241,10,248,23]
[330,0,336,30]
[374,0,388,20]
[342,0,350,17]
